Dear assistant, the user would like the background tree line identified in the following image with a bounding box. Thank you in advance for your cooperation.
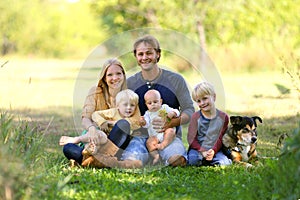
[1,0,299,70]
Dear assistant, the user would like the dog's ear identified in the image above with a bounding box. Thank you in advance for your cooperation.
[252,116,262,127]
[230,116,243,125]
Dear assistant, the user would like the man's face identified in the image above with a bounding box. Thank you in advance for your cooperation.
[135,42,160,71]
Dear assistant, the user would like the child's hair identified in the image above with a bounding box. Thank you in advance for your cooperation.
[144,89,161,100]
[192,81,215,101]
[116,89,139,106]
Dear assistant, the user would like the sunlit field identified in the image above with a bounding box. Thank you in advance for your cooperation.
[1,58,299,199]
[1,58,81,109]
[1,58,299,118]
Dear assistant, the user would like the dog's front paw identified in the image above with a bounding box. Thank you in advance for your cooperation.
[245,163,253,168]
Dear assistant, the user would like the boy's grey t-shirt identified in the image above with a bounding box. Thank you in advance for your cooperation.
[197,110,224,150]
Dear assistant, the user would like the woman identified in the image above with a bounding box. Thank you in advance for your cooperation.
[59,58,131,166]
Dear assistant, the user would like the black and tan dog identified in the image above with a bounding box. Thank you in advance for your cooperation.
[222,116,262,167]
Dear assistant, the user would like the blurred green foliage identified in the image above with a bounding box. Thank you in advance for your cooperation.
[1,0,299,59]
[0,111,45,199]
[0,0,103,57]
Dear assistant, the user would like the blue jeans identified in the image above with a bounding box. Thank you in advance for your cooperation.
[63,119,131,164]
[187,149,232,166]
[121,136,187,166]
[63,143,84,164]
[108,119,131,150]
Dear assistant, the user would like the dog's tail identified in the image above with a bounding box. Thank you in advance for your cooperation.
[252,116,263,127]
[257,155,278,160]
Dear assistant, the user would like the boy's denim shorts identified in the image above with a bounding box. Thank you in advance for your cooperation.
[121,136,187,166]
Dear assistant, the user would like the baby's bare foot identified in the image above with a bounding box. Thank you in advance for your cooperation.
[152,154,160,165]
[156,143,166,150]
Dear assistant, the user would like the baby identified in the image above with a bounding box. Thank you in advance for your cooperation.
[140,89,180,164]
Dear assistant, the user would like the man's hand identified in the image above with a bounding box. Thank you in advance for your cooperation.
[152,116,165,133]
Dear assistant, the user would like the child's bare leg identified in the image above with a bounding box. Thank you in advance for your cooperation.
[156,128,176,150]
[146,136,159,152]
[147,137,160,164]
[80,130,108,144]
[59,136,80,146]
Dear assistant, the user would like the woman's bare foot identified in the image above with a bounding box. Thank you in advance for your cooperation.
[98,131,108,144]
[59,136,79,146]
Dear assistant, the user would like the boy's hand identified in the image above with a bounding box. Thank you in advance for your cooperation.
[203,149,215,161]
[107,120,116,127]
[100,122,109,133]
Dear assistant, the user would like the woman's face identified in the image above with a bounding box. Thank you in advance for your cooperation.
[105,64,124,90]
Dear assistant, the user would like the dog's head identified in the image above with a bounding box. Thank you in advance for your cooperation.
[230,116,262,146]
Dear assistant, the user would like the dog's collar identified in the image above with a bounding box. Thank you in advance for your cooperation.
[232,144,246,152]
[232,147,240,152]
[232,145,255,157]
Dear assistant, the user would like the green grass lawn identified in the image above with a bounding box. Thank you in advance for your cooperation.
[0,59,299,199]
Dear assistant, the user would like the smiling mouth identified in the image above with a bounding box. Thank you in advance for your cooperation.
[141,61,152,65]
[112,82,120,86]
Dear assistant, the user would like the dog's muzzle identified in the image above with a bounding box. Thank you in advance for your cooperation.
[251,136,257,144]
